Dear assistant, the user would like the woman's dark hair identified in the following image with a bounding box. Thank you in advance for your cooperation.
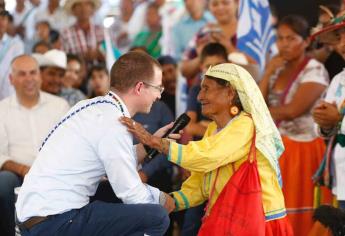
[89,64,108,78]
[277,15,310,39]
[205,75,243,111]
[200,42,228,63]
[49,30,60,44]
[32,40,51,53]
[67,54,82,64]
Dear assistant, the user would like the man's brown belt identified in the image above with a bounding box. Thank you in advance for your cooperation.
[19,216,48,230]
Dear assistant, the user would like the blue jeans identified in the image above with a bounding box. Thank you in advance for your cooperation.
[0,171,22,236]
[339,200,345,209]
[20,201,170,236]
[181,203,205,236]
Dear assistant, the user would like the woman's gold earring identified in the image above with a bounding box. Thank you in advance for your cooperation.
[230,106,239,116]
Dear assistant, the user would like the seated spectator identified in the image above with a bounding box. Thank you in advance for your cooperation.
[89,64,110,98]
[61,0,105,66]
[0,10,24,100]
[64,53,88,94]
[158,55,188,118]
[32,40,51,54]
[63,54,83,89]
[11,0,39,41]
[172,0,214,61]
[49,30,62,50]
[34,21,50,43]
[109,0,135,54]
[34,0,75,33]
[0,55,69,236]
[157,56,178,116]
[6,12,17,37]
[34,49,85,106]
[26,20,51,53]
[62,54,86,105]
[131,3,162,58]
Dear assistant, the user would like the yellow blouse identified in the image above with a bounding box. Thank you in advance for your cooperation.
[169,112,286,221]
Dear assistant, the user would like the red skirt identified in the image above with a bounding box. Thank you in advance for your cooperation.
[279,136,332,236]
[265,216,294,236]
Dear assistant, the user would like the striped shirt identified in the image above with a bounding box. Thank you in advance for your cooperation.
[61,23,104,57]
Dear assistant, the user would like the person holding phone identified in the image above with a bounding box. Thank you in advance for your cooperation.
[180,0,258,84]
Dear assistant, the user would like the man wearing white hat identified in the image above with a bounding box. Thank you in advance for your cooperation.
[61,0,105,66]
[34,49,86,106]
[0,55,69,236]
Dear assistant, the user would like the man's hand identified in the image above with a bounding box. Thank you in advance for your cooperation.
[1,160,30,178]
[313,101,342,129]
[162,193,175,213]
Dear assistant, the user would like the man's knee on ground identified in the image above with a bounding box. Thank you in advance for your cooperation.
[153,205,170,231]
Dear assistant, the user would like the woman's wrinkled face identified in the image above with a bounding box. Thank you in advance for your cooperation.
[277,24,308,61]
[197,77,233,118]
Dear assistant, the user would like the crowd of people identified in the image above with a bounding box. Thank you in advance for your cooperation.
[0,0,345,235]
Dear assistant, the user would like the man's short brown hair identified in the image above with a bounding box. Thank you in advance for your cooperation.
[110,52,161,92]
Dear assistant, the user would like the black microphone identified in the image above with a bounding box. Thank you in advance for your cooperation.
[146,113,191,159]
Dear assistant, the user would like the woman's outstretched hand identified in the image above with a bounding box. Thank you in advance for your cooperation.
[119,117,153,146]
[120,117,182,144]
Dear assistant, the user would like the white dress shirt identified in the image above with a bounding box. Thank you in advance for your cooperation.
[0,92,69,167]
[16,92,160,222]
[0,34,24,100]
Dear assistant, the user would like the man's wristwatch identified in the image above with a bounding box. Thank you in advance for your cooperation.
[159,191,167,206]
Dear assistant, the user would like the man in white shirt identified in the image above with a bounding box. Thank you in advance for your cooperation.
[0,10,24,100]
[0,55,69,236]
[16,52,175,235]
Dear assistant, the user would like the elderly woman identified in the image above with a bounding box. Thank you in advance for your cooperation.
[259,15,331,236]
[121,63,292,235]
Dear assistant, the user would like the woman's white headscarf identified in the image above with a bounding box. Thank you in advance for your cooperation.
[205,63,284,182]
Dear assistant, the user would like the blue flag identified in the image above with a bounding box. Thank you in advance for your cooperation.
[237,0,277,72]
